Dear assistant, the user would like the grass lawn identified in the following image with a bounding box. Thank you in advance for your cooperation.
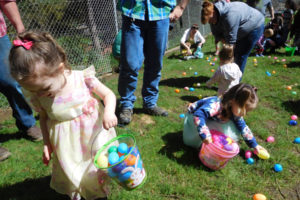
[1,35,300,200]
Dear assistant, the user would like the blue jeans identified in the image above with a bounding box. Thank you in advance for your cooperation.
[234,24,264,74]
[118,16,169,109]
[0,35,35,131]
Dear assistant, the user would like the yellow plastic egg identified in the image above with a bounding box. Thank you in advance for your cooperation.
[256,149,270,160]
[226,138,232,144]
[253,193,267,200]
[272,70,276,74]
[97,154,108,168]
[198,94,203,99]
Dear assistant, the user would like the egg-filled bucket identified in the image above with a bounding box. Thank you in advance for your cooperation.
[94,134,146,190]
[199,130,239,170]
[285,46,296,56]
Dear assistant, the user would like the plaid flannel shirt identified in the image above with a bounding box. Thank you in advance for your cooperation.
[118,0,176,21]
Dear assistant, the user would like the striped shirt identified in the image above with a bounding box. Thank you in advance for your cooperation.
[118,0,176,21]
[0,0,16,37]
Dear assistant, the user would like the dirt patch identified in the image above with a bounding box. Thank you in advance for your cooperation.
[140,114,155,125]
[0,108,12,123]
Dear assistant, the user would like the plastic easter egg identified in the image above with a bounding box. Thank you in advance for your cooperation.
[286,86,292,90]
[289,120,297,126]
[274,56,278,60]
[254,149,270,160]
[108,152,119,165]
[254,63,258,66]
[189,67,192,70]
[282,59,286,62]
[211,69,215,72]
[118,143,128,154]
[184,86,189,91]
[212,63,215,66]
[196,83,201,87]
[189,87,195,91]
[246,158,254,165]
[182,72,186,76]
[213,57,217,61]
[291,115,298,120]
[198,94,203,99]
[266,136,275,143]
[175,89,180,93]
[268,56,271,58]
[212,135,220,142]
[119,155,125,162]
[283,64,287,68]
[294,137,300,144]
[272,70,276,74]
[179,114,185,118]
[226,137,232,144]
[292,91,297,95]
[253,193,267,200]
[194,72,198,76]
[124,154,137,166]
[274,164,283,172]
[97,154,108,168]
[253,58,257,62]
[266,71,271,76]
[108,146,118,154]
[224,144,233,151]
[118,171,132,182]
[245,150,252,159]
[107,168,117,177]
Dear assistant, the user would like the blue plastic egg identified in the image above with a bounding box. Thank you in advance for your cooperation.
[107,168,117,177]
[246,158,254,165]
[289,120,297,126]
[118,171,132,182]
[194,72,198,75]
[108,152,119,165]
[119,155,125,162]
[274,164,283,172]
[293,137,300,144]
[118,143,128,154]
[189,87,195,91]
[179,113,185,118]
[266,71,271,76]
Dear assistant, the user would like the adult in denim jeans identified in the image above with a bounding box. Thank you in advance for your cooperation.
[0,0,42,162]
[117,0,189,125]
[201,0,264,75]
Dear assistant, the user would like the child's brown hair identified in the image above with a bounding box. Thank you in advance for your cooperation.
[219,44,234,64]
[221,83,258,119]
[9,31,71,82]
[201,1,214,24]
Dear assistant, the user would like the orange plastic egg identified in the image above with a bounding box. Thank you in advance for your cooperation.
[283,64,287,68]
[175,89,180,93]
[272,70,276,74]
[124,155,136,166]
[287,86,292,90]
[182,72,186,76]
[253,193,267,200]
[211,69,215,72]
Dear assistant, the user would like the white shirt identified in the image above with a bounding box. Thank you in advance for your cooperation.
[180,28,205,44]
[206,62,242,96]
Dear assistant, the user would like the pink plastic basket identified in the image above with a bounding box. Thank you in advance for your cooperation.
[199,130,239,170]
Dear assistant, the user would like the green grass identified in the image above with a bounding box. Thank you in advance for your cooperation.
[1,35,300,200]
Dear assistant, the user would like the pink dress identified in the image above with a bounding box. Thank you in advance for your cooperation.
[23,66,116,200]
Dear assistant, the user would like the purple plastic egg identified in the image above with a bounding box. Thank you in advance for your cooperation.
[224,144,233,151]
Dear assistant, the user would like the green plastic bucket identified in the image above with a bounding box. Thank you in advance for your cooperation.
[285,46,296,56]
[94,134,147,190]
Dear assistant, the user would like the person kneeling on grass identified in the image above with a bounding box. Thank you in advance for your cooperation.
[183,83,269,159]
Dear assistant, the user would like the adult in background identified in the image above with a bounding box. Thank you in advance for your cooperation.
[201,0,264,75]
[0,0,42,162]
[180,24,205,59]
[117,0,189,125]
[246,0,274,20]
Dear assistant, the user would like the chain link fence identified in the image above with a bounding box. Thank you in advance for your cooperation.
[0,0,286,108]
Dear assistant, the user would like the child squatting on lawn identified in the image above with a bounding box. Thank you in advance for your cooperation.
[183,83,270,160]
[9,31,118,200]
[206,44,242,97]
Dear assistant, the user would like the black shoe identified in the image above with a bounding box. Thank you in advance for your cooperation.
[118,108,133,125]
[0,147,11,162]
[143,106,168,116]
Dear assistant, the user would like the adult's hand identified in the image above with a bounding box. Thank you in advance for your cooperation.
[169,0,189,22]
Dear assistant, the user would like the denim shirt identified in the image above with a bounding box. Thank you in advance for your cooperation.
[118,0,176,21]
[188,96,258,148]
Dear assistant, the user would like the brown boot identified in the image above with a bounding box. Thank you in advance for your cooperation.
[25,126,43,141]
[0,147,11,162]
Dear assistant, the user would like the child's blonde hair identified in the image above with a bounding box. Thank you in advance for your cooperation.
[9,31,71,82]
[221,83,258,118]
[219,44,234,64]
[264,28,274,38]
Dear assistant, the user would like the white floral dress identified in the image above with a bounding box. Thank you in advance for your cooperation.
[23,66,116,200]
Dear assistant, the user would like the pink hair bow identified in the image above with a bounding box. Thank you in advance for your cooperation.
[13,40,33,50]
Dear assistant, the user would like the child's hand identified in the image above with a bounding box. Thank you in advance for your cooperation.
[103,112,118,130]
[254,145,270,160]
[43,143,53,166]
[203,137,212,144]
[187,103,196,113]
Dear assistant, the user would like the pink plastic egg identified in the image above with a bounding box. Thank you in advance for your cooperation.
[266,136,275,143]
[291,115,298,120]
[245,150,252,159]
[184,87,189,91]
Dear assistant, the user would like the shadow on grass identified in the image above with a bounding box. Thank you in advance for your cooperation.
[167,53,183,60]
[0,176,69,200]
[160,76,210,88]
[0,131,23,143]
[282,99,300,116]
[158,131,213,172]
[286,61,300,68]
